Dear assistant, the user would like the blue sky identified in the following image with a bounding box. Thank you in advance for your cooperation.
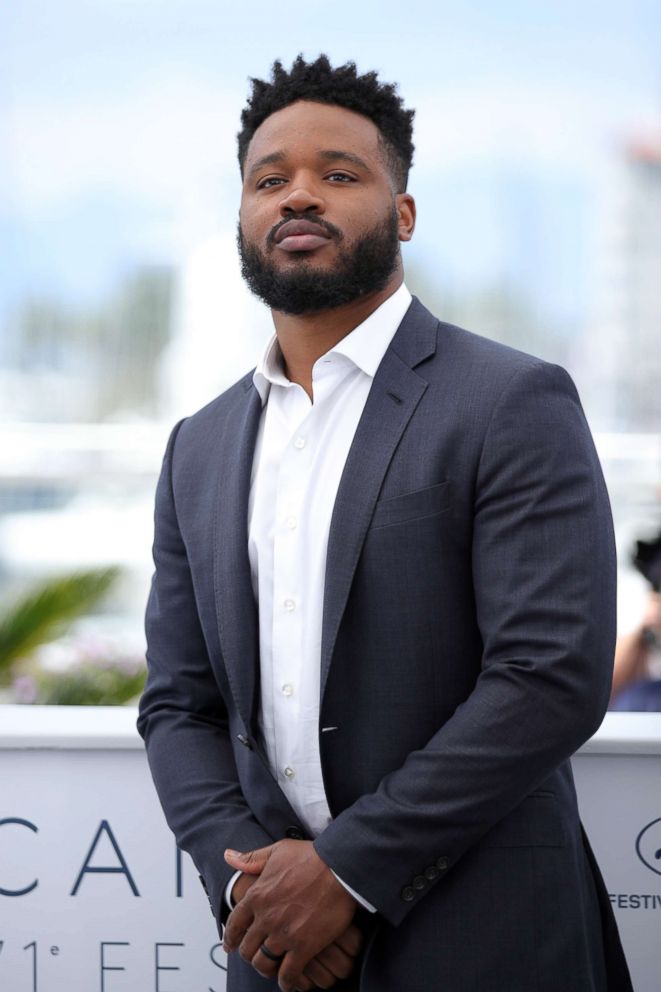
[4,0,660,94]
[1,0,660,329]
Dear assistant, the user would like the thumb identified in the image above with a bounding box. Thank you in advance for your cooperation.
[224,844,274,874]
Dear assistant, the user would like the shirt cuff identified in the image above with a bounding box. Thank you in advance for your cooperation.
[331,870,377,913]
[225,870,243,910]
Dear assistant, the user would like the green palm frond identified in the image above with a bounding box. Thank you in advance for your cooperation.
[0,568,121,676]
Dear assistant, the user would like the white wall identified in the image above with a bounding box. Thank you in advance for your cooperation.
[1,708,660,991]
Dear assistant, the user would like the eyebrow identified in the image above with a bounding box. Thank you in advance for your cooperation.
[247,152,286,178]
[318,150,372,173]
[247,148,373,179]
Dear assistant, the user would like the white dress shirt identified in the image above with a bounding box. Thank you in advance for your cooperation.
[225,282,412,909]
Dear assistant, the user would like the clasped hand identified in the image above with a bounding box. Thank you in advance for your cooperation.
[223,839,362,991]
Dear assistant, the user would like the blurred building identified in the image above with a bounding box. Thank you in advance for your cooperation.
[158,234,271,421]
[585,137,661,432]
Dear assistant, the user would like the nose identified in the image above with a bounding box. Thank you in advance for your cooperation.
[278,181,325,217]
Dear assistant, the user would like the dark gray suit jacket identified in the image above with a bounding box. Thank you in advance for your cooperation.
[138,298,632,991]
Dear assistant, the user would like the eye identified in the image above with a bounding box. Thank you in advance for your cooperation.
[256,176,287,190]
[326,172,355,183]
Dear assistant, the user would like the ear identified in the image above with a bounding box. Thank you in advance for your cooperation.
[396,193,416,242]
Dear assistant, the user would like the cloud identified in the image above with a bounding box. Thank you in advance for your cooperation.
[411,79,660,180]
[6,71,244,216]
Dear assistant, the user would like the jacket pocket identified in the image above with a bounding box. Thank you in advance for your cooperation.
[370,481,451,529]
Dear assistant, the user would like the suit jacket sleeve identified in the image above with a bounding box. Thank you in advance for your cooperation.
[137,420,273,924]
[313,361,616,926]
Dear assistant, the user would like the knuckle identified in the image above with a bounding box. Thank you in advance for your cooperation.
[280,967,297,986]
[348,935,362,954]
[238,941,252,962]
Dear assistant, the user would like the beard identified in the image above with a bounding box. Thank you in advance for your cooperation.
[237,207,401,315]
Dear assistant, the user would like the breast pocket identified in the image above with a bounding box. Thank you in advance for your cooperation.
[369,481,451,529]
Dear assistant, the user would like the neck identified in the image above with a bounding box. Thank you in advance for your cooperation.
[272,270,403,400]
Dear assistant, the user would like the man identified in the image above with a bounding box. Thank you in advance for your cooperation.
[138,55,632,992]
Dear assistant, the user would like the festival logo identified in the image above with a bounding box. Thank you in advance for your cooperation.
[635,818,661,877]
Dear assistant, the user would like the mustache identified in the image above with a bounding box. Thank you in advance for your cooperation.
[267,214,343,248]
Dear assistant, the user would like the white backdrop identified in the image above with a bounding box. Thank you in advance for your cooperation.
[1,747,223,991]
[572,721,661,992]
[1,708,660,991]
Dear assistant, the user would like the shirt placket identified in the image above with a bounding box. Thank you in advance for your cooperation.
[271,387,313,800]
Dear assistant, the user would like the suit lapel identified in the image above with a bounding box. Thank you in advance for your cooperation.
[320,298,438,701]
[213,376,263,733]
[213,299,439,724]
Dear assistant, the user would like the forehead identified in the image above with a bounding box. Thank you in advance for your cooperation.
[244,100,383,170]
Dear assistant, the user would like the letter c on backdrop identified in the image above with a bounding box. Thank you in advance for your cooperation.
[0,818,38,896]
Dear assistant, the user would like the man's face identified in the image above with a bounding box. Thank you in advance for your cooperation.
[238,100,414,315]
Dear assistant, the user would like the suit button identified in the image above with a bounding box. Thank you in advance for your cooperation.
[412,875,426,890]
[436,856,449,871]
[424,865,440,881]
[401,886,415,902]
[286,827,304,840]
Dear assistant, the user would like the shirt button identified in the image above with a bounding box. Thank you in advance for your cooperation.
[286,516,297,530]
[281,683,294,697]
[284,598,296,612]
[283,766,295,780]
[294,436,306,450]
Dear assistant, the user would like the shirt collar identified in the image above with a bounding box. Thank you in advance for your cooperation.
[252,283,412,405]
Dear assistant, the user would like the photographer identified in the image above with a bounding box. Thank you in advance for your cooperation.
[612,533,661,710]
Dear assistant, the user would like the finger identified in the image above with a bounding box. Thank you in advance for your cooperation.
[222,901,254,952]
[278,951,310,992]
[303,957,339,988]
[251,941,285,981]
[293,979,315,992]
[334,922,364,958]
[224,844,274,874]
[238,925,273,965]
[313,942,354,980]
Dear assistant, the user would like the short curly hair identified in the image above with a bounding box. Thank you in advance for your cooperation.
[237,54,415,191]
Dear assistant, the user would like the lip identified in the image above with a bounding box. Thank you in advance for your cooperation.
[274,220,332,252]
